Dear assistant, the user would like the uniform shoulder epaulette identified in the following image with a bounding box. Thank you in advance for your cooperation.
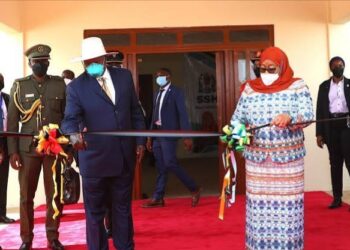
[15,76,31,83]
[49,75,64,81]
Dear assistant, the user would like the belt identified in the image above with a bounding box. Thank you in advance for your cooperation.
[330,113,349,118]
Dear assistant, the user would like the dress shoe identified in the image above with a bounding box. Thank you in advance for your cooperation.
[191,187,202,207]
[0,215,15,223]
[48,239,64,250]
[328,198,342,209]
[19,242,32,250]
[142,199,165,208]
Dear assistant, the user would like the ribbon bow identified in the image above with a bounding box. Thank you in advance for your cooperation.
[220,121,251,151]
[218,121,251,220]
[35,124,70,219]
[35,124,69,157]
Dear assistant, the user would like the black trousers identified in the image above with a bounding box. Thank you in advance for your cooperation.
[326,118,350,199]
[104,190,112,232]
[0,156,10,217]
[82,169,134,250]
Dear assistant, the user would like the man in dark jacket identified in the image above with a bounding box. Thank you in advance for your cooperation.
[316,56,350,209]
[0,73,15,225]
[142,68,201,208]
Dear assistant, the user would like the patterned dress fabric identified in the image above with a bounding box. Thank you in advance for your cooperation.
[231,79,314,250]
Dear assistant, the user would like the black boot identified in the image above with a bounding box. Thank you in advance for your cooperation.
[328,197,342,209]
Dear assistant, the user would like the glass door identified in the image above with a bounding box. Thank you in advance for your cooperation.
[135,52,221,199]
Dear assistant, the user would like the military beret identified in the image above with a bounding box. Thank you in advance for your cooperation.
[106,51,124,63]
[251,50,262,63]
[250,50,263,63]
[25,44,51,59]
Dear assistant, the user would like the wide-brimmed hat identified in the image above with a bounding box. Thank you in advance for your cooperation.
[74,37,107,62]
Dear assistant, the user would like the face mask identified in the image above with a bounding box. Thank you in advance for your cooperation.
[64,78,72,85]
[261,73,279,86]
[86,63,105,78]
[32,62,48,77]
[331,67,344,78]
[156,76,168,87]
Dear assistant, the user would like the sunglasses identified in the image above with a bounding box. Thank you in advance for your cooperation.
[259,66,277,74]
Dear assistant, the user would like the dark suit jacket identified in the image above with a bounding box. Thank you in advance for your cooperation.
[150,84,191,131]
[316,77,350,144]
[61,67,145,178]
[0,92,9,153]
[0,92,9,215]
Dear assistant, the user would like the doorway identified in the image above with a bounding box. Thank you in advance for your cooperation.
[138,52,219,198]
[85,25,274,198]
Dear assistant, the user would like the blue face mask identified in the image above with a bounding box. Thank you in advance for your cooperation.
[156,76,168,87]
[86,63,105,78]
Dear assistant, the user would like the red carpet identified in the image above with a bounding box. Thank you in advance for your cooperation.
[0,191,349,249]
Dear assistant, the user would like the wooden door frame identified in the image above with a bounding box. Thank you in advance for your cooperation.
[84,25,274,199]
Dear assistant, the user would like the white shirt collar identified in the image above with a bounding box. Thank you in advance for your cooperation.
[160,82,171,92]
[102,68,112,81]
[331,77,344,86]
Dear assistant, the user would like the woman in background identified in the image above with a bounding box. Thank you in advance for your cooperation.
[231,47,313,250]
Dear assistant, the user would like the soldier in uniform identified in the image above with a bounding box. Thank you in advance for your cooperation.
[7,44,66,250]
[106,51,124,68]
[251,50,262,78]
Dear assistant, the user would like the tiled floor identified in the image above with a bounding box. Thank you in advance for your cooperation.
[141,154,220,199]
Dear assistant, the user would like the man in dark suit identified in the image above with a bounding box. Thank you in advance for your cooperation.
[0,74,15,225]
[316,56,350,209]
[142,68,201,208]
[61,37,145,250]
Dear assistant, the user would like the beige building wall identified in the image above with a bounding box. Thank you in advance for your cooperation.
[0,1,22,32]
[1,0,350,208]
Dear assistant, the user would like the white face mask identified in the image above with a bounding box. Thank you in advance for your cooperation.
[260,73,279,86]
[64,78,72,85]
[156,76,168,87]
